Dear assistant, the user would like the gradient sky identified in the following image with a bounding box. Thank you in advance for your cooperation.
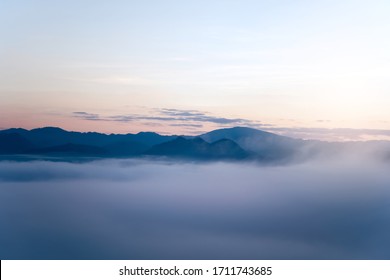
[1,0,390,140]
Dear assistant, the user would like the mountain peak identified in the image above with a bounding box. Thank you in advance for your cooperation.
[30,127,67,133]
[202,126,279,138]
[136,131,159,136]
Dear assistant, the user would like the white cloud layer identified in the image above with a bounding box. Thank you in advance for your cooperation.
[1,156,390,259]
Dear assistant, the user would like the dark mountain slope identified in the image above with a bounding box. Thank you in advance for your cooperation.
[0,133,35,154]
[201,127,305,160]
[28,143,107,156]
[104,140,149,156]
[144,137,249,160]
[0,127,175,152]
[209,139,249,159]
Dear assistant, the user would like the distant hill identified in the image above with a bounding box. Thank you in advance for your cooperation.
[2,127,175,147]
[200,127,305,160]
[145,136,249,160]
[0,127,176,157]
[0,126,308,161]
[28,143,107,157]
[0,133,34,154]
[2,126,387,162]
[103,140,149,157]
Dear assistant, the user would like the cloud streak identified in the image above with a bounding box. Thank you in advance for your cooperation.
[73,112,103,121]
[71,108,268,130]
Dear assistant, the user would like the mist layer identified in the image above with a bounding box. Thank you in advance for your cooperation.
[0,159,389,259]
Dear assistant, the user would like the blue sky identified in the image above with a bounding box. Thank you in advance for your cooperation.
[1,0,390,140]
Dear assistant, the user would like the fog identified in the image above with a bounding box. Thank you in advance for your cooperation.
[1,157,390,259]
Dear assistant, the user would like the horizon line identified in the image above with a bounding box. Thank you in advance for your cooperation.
[3,125,390,143]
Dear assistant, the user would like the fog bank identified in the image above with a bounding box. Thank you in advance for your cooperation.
[0,158,389,259]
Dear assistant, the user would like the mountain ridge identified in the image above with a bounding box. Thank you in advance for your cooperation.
[1,126,389,162]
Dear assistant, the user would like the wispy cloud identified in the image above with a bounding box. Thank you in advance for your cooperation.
[71,108,268,129]
[169,123,204,128]
[73,112,103,121]
[156,108,259,126]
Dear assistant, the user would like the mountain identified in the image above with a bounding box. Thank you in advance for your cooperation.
[28,143,107,156]
[129,132,175,147]
[103,140,148,156]
[0,133,35,154]
[200,127,305,160]
[0,127,176,156]
[1,127,108,148]
[0,126,307,161]
[144,136,249,160]
[3,125,382,162]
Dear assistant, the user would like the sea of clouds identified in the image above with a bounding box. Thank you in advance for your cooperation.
[0,156,390,259]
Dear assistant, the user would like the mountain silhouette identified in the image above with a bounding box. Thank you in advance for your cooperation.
[1,126,389,163]
[28,143,107,156]
[145,136,249,160]
[200,127,305,160]
[0,127,175,156]
[0,133,34,154]
[103,140,149,156]
[0,126,342,162]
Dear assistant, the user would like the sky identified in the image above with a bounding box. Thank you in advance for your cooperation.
[1,0,390,140]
